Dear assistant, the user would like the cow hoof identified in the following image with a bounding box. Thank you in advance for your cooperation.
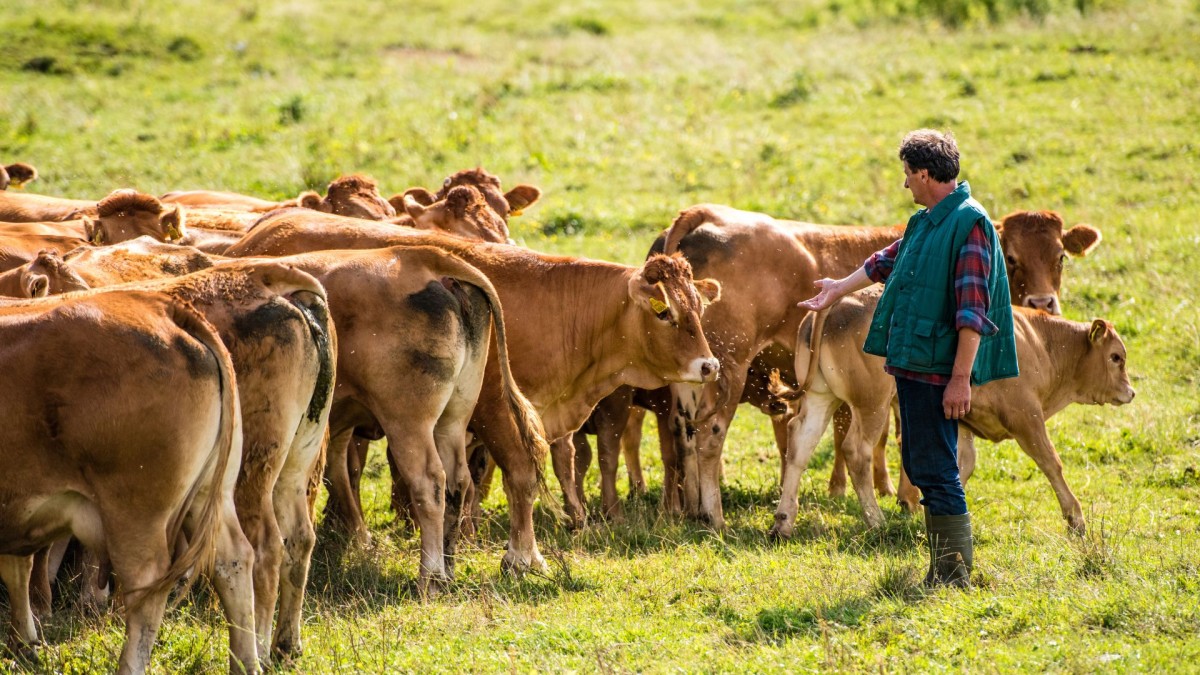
[768,514,794,541]
[828,483,848,498]
[5,641,40,666]
[876,483,897,497]
[500,549,547,577]
[271,639,302,663]
[418,574,451,600]
[1067,519,1087,537]
[897,498,920,514]
[599,506,625,524]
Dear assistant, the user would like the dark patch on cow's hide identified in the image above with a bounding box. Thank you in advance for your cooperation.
[160,252,213,277]
[232,299,301,347]
[407,281,460,328]
[676,231,730,274]
[172,332,219,379]
[408,349,456,381]
[648,233,667,257]
[290,292,335,423]
[449,280,490,351]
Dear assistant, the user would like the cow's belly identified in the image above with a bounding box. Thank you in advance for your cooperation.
[0,490,103,556]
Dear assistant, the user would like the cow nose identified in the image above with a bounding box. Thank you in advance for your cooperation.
[700,358,719,381]
[1025,295,1060,314]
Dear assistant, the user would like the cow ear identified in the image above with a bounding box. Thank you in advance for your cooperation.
[504,185,541,216]
[404,187,436,207]
[693,278,721,305]
[627,269,669,312]
[298,191,323,210]
[402,194,429,220]
[4,162,37,188]
[26,273,49,298]
[82,216,104,245]
[1089,319,1110,344]
[161,205,186,241]
[1063,224,1102,257]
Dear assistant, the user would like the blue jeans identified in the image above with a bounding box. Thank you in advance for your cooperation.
[895,376,967,516]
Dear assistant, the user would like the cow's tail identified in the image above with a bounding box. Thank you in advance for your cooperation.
[768,308,828,404]
[663,206,716,255]
[410,246,562,519]
[128,300,240,611]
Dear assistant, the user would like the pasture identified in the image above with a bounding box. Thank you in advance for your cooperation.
[2,0,1198,671]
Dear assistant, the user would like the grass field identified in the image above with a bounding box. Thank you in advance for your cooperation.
[2,0,1199,671]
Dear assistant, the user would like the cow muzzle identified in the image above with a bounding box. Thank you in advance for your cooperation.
[1024,294,1061,315]
[681,357,720,384]
[1114,386,1135,405]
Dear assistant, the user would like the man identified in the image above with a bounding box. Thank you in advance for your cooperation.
[799,129,1018,587]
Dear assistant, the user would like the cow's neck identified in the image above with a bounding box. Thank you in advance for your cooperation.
[1028,313,1090,416]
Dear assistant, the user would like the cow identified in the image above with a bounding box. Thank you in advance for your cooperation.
[0,163,37,191]
[0,289,257,673]
[395,167,542,228]
[0,249,89,297]
[228,223,721,572]
[395,184,512,243]
[160,189,299,213]
[0,190,96,222]
[821,210,1104,501]
[163,173,395,221]
[234,245,542,593]
[0,190,188,272]
[768,289,1134,536]
[0,252,335,660]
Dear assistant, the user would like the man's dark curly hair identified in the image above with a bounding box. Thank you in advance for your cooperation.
[899,129,960,183]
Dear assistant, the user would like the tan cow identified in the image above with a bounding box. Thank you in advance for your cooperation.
[0,254,335,660]
[0,290,256,673]
[0,249,89,297]
[396,167,542,227]
[395,184,512,243]
[0,189,188,272]
[0,190,96,222]
[0,162,37,191]
[244,246,541,592]
[228,223,720,572]
[160,189,298,212]
[769,290,1134,536]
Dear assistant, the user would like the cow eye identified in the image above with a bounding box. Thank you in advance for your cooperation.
[1005,254,1017,268]
[655,308,672,323]
[1110,353,1122,364]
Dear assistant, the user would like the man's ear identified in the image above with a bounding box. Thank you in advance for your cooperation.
[1063,224,1102,257]
[694,278,721,305]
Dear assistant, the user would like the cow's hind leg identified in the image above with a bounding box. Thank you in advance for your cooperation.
[0,554,40,660]
[551,436,587,529]
[843,404,890,529]
[108,523,173,675]
[272,438,323,659]
[621,406,647,496]
[383,419,450,597]
[208,497,260,674]
[771,394,839,539]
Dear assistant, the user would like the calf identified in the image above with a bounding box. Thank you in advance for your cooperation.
[769,290,1134,536]
[0,162,37,191]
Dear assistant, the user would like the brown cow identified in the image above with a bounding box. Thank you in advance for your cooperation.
[296,174,394,220]
[396,167,542,226]
[769,290,1134,536]
[641,204,902,528]
[0,162,37,191]
[0,190,96,222]
[0,249,89,297]
[228,223,720,572]
[160,189,296,212]
[0,189,188,269]
[395,184,512,243]
[0,253,334,660]
[0,290,256,673]
[243,246,541,592]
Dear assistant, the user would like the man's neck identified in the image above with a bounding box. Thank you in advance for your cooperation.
[923,180,958,209]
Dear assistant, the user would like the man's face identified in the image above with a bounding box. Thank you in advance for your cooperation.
[902,161,930,207]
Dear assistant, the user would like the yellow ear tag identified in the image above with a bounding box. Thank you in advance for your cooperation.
[90,229,104,245]
[649,297,668,314]
[510,208,524,217]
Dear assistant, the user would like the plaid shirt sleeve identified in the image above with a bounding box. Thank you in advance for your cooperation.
[863,238,903,283]
[954,220,999,336]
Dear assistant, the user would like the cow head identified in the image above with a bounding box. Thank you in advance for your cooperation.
[1,162,37,190]
[436,167,541,221]
[998,210,1102,315]
[1081,319,1135,406]
[627,254,721,385]
[300,174,395,220]
[0,249,90,298]
[401,185,510,243]
[91,190,187,244]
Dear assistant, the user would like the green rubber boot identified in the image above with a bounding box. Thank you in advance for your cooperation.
[923,509,973,589]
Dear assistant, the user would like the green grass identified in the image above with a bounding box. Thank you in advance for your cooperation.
[2,0,1199,671]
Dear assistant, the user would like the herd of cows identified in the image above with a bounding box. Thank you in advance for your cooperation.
[0,160,1134,673]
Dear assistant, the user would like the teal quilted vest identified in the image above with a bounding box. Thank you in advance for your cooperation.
[862,181,1019,385]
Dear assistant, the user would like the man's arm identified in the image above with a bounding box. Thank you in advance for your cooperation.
[798,237,901,312]
[944,328,980,419]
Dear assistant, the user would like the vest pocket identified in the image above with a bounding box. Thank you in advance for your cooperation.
[909,318,937,367]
